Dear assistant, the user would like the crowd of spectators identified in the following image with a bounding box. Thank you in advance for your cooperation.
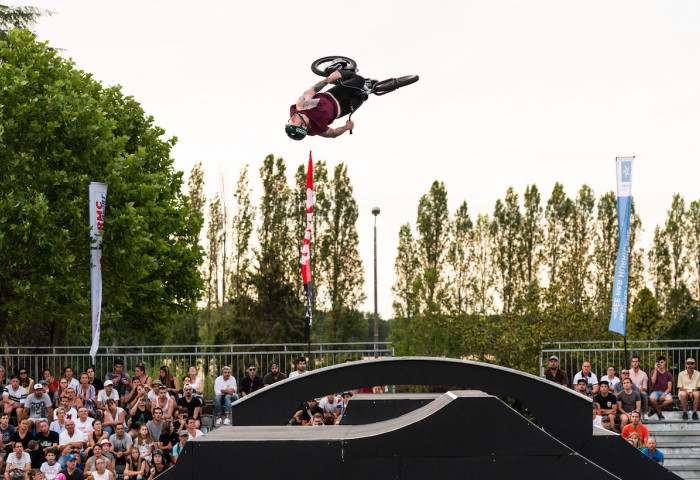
[547,354,700,466]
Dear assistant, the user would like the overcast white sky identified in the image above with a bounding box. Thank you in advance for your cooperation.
[17,0,700,319]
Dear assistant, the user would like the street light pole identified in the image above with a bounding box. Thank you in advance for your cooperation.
[372,206,380,358]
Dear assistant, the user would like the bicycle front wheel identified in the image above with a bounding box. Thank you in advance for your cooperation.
[373,75,419,96]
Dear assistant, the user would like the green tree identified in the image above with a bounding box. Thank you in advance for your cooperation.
[544,183,572,285]
[229,165,255,301]
[0,5,49,43]
[446,201,473,314]
[520,184,543,287]
[649,225,672,311]
[470,214,495,315]
[593,191,617,314]
[206,193,223,308]
[627,287,663,340]
[0,31,204,346]
[666,194,687,290]
[416,181,450,310]
[491,187,522,314]
[685,198,700,301]
[391,223,419,320]
[565,185,595,311]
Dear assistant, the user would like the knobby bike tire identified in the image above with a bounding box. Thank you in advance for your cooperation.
[311,56,358,77]
[373,75,419,96]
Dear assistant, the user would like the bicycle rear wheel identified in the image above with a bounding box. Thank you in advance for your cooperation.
[311,56,358,77]
[373,75,419,96]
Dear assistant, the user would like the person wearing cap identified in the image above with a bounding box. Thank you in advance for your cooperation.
[172,431,188,463]
[5,442,31,480]
[146,381,165,404]
[104,361,129,399]
[544,356,569,387]
[58,454,83,480]
[573,361,599,395]
[213,366,238,426]
[96,381,119,416]
[263,362,287,387]
[22,384,53,431]
[678,357,700,420]
[147,449,169,480]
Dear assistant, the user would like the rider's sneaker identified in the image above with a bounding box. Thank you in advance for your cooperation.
[325,59,347,76]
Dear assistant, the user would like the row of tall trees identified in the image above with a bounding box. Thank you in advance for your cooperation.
[188,156,367,345]
[391,181,700,373]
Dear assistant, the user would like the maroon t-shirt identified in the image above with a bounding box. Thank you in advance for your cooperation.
[651,370,673,392]
[289,93,338,136]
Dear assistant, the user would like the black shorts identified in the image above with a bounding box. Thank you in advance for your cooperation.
[328,70,367,118]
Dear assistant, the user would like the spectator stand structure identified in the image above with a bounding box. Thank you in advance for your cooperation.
[163,357,678,480]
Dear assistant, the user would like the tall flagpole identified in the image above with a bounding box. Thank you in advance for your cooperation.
[300,152,314,361]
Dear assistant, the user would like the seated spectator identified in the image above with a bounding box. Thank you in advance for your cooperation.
[101,401,125,437]
[53,381,68,410]
[89,457,114,480]
[239,364,263,398]
[34,420,59,465]
[146,382,164,404]
[122,449,146,480]
[62,391,79,418]
[262,362,287,387]
[155,421,177,464]
[95,383,118,417]
[74,374,95,419]
[544,356,569,387]
[27,440,43,474]
[57,420,85,467]
[132,364,152,390]
[338,391,353,420]
[641,437,664,465]
[311,413,324,426]
[617,378,641,429]
[84,444,114,477]
[678,357,700,421]
[156,367,179,399]
[172,432,188,464]
[4,376,28,421]
[59,454,84,480]
[648,355,674,420]
[18,370,35,395]
[5,443,31,480]
[572,361,599,395]
[602,365,620,391]
[183,417,202,441]
[147,450,169,480]
[120,378,142,411]
[629,355,649,415]
[172,408,188,435]
[128,399,152,438]
[132,425,154,464]
[621,411,650,446]
[83,420,108,459]
[574,379,594,399]
[150,388,174,422]
[85,369,102,395]
[600,416,613,431]
[614,368,640,396]
[176,387,201,429]
[592,403,603,428]
[1,412,16,455]
[73,409,93,438]
[104,361,129,400]
[49,409,66,436]
[288,358,308,379]
[146,409,164,444]
[108,424,132,468]
[372,386,386,394]
[318,394,341,425]
[28,468,43,480]
[181,367,203,399]
[11,419,34,450]
[213,367,238,426]
[61,369,79,392]
[41,371,58,399]
[292,398,323,426]
[628,432,643,451]
[40,451,61,480]
[593,380,617,429]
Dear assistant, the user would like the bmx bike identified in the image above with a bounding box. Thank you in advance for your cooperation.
[311,56,419,96]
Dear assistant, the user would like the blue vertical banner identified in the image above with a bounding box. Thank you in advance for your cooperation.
[609,157,634,335]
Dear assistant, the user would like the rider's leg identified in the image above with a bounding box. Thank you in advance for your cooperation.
[328,71,367,117]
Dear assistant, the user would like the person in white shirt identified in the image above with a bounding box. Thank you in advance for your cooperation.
[213,367,238,426]
[288,358,308,378]
[5,442,31,480]
[573,361,599,395]
[318,394,341,425]
[603,365,621,390]
[96,381,119,415]
[61,367,80,391]
[58,419,86,467]
[40,451,61,480]
[74,407,94,436]
[184,417,202,440]
[3,376,27,419]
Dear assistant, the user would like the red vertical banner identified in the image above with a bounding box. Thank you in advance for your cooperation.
[301,152,313,343]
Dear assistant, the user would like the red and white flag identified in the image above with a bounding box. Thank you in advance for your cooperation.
[300,152,313,340]
[89,182,107,363]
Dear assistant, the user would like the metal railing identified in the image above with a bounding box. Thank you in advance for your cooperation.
[540,339,700,385]
[0,342,394,398]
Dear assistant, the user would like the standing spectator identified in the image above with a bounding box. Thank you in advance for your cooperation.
[108,424,132,468]
[57,421,85,467]
[59,454,84,480]
[288,358,308,379]
[593,380,618,428]
[678,357,700,420]
[5,443,31,480]
[641,437,664,465]
[239,364,263,397]
[105,361,129,399]
[629,355,649,415]
[73,409,93,437]
[61,369,79,392]
[263,362,287,387]
[4,376,28,420]
[101,400,125,437]
[621,411,650,445]
[74,375,95,418]
[146,409,164,444]
[41,372,58,398]
[132,365,152,390]
[572,361,599,395]
[648,355,674,420]
[213,367,237,426]
[1,412,16,454]
[181,367,203,399]
[618,378,642,429]
[49,409,66,436]
[156,367,179,398]
[22,386,53,431]
[544,356,569,387]
[86,368,102,394]
[18,369,35,394]
[11,419,34,450]
[602,365,620,391]
[27,440,43,471]
[176,387,201,429]
[96,382,119,416]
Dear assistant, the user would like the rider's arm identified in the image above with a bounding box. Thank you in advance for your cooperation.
[295,71,342,110]
[318,119,354,138]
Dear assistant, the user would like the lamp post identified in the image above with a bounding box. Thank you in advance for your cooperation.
[372,206,380,358]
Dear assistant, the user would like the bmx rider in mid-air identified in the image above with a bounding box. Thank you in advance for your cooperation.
[285,62,370,140]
